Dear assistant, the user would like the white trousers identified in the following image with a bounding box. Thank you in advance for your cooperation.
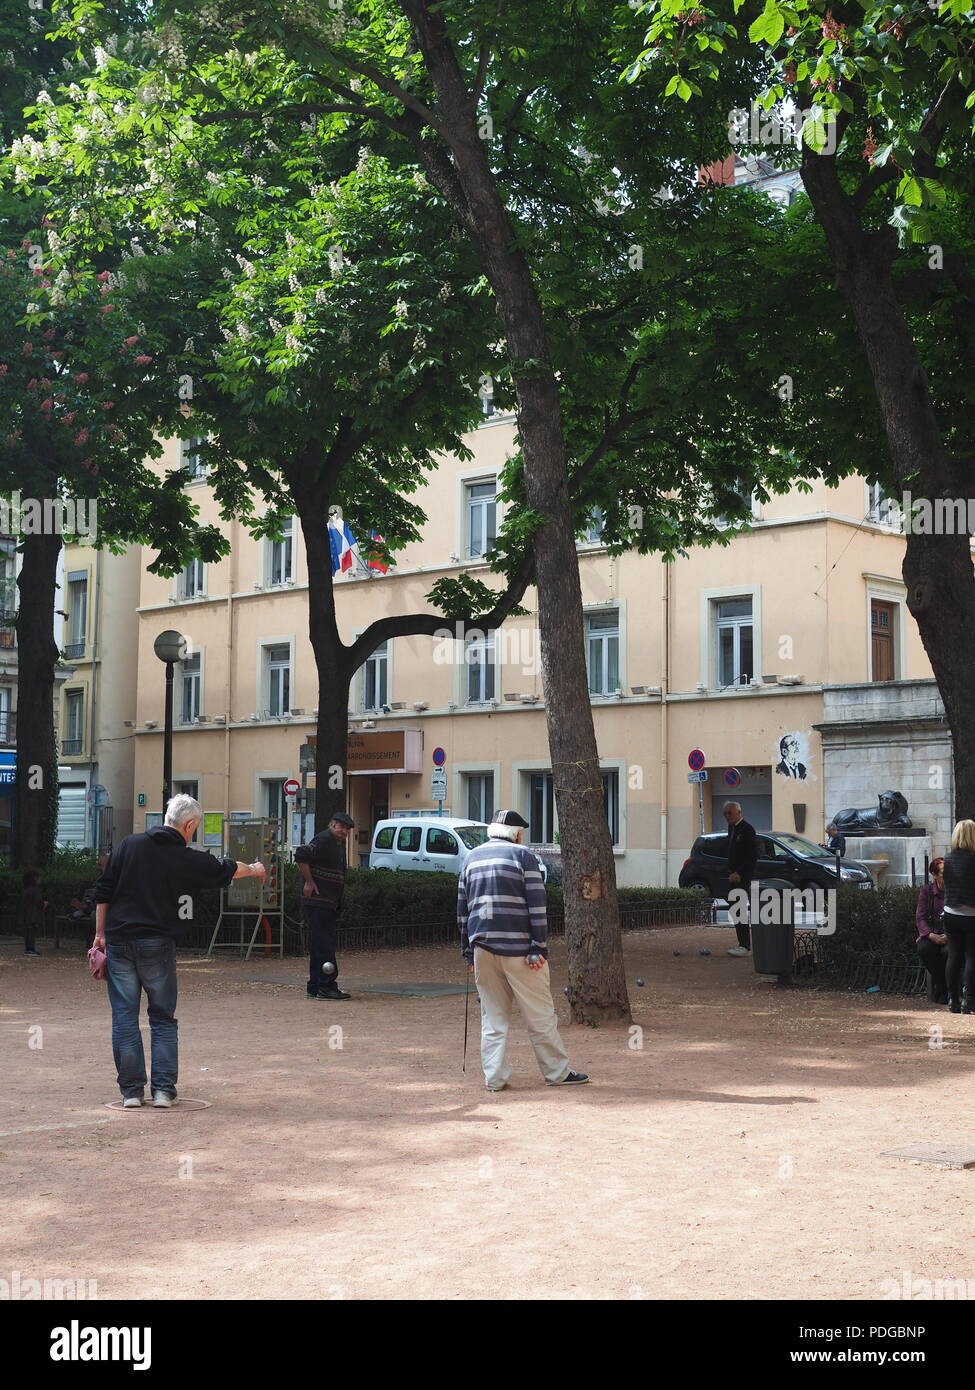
[474,948,571,1087]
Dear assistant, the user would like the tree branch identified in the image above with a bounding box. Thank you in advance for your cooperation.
[853,54,973,210]
[345,547,536,670]
[471,41,491,108]
[194,100,412,138]
[314,51,451,140]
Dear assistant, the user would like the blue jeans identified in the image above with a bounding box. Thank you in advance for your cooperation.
[106,938,178,1099]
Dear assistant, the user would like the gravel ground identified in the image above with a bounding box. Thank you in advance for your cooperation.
[2,926,973,1302]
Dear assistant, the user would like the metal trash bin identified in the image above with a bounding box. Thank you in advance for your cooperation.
[750,881,796,976]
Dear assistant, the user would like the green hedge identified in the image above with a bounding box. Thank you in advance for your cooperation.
[826,884,920,956]
[0,848,101,923]
[544,884,709,914]
[1,850,711,948]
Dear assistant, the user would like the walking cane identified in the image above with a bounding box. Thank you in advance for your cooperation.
[463,965,471,1073]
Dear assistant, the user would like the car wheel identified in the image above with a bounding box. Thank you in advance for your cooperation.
[685,880,712,895]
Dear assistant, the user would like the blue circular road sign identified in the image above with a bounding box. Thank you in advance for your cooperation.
[723,768,742,788]
[432,747,447,767]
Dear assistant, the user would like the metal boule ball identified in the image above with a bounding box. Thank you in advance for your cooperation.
[699,948,711,957]
[672,950,681,957]
[322,962,336,975]
[635,978,645,987]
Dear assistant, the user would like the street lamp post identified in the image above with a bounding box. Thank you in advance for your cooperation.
[153,630,186,813]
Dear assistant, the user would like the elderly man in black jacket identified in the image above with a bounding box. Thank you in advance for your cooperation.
[93,795,266,1108]
[724,801,758,957]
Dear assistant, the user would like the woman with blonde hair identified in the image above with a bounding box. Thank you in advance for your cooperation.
[941,820,975,1013]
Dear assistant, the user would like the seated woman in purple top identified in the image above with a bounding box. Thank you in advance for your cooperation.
[916,857,947,1006]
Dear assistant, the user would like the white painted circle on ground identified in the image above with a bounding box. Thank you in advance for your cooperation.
[103,1098,212,1112]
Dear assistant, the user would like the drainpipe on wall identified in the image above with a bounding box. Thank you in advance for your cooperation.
[88,547,102,850]
[223,517,237,831]
[660,560,670,886]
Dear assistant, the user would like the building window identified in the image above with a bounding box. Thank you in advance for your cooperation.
[65,571,87,659]
[173,779,200,843]
[713,480,755,530]
[586,610,620,695]
[581,507,606,545]
[363,641,389,711]
[465,772,495,824]
[466,631,496,703]
[466,481,497,560]
[262,778,286,822]
[866,482,898,527]
[602,769,620,846]
[871,599,896,681]
[0,541,15,613]
[529,768,618,846]
[529,772,556,844]
[265,644,291,717]
[268,517,293,586]
[63,690,84,755]
[0,687,10,744]
[180,558,205,600]
[180,653,201,724]
[180,437,207,479]
[715,597,753,688]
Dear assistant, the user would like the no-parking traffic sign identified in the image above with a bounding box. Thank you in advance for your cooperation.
[688,748,706,772]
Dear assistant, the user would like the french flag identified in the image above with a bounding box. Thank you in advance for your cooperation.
[328,517,356,575]
[367,529,389,574]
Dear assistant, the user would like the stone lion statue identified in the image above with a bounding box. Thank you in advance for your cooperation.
[831,790,911,834]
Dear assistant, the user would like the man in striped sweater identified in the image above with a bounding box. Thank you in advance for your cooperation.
[458,810,589,1092]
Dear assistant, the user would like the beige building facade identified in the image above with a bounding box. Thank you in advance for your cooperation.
[56,539,141,849]
[126,422,930,883]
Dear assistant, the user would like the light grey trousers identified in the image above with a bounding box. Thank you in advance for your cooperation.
[474,947,571,1088]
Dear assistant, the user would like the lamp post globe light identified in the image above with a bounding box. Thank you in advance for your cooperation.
[153,630,186,813]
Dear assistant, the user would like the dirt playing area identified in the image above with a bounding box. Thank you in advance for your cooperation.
[3,925,974,1302]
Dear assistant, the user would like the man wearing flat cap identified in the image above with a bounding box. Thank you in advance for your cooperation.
[458,809,589,1091]
[296,811,355,1001]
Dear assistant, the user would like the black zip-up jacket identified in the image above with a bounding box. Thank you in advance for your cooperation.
[294,829,347,910]
[727,818,758,885]
[944,848,975,913]
[94,826,237,942]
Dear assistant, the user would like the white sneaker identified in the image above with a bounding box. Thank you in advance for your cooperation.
[152,1091,176,1108]
[727,946,750,957]
[122,1096,143,1109]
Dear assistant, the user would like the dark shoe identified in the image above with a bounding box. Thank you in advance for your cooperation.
[962,996,974,1015]
[948,997,962,1014]
[547,1071,590,1086]
[24,950,40,957]
[316,988,351,1000]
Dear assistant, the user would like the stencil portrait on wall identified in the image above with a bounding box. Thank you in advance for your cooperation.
[775,732,809,780]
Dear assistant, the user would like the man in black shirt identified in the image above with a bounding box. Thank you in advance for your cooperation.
[295,811,354,1001]
[93,795,265,1108]
[724,800,758,957]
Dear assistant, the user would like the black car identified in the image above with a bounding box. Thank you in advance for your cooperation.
[678,830,873,899]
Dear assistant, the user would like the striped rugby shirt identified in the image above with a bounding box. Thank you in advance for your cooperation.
[458,837,548,961]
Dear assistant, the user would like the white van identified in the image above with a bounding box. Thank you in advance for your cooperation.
[369,817,547,880]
